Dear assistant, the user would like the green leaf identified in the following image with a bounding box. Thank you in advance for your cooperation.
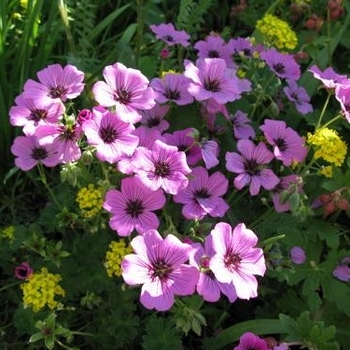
[29,331,45,343]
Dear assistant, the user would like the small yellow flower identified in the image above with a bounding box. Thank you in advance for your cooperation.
[76,184,103,218]
[20,267,65,312]
[104,241,133,277]
[307,128,347,166]
[319,165,333,178]
[161,69,177,78]
[256,14,298,50]
[1,226,15,241]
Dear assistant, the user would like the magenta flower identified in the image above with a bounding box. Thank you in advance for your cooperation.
[231,111,256,140]
[225,139,280,196]
[308,65,348,89]
[149,23,190,47]
[103,177,166,236]
[283,80,313,114]
[140,103,170,132]
[15,262,33,280]
[209,222,266,299]
[189,237,237,302]
[194,34,234,68]
[121,229,199,311]
[260,48,300,80]
[333,257,350,282]
[163,128,202,166]
[82,107,139,164]
[228,37,264,58]
[9,94,64,131]
[335,84,350,122]
[132,139,191,195]
[234,332,268,350]
[23,64,84,103]
[173,166,229,220]
[77,109,93,125]
[150,73,194,105]
[260,119,308,166]
[290,246,306,265]
[92,62,155,124]
[184,58,251,104]
[11,134,60,171]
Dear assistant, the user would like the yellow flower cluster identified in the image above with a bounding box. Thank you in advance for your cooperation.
[20,267,65,312]
[307,128,348,177]
[256,14,298,50]
[1,226,15,241]
[104,241,133,277]
[76,184,103,218]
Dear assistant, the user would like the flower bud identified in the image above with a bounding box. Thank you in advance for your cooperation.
[290,246,306,264]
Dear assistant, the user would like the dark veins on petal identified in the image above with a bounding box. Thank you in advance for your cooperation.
[99,126,118,144]
[125,199,144,218]
[154,161,170,177]
[31,147,48,160]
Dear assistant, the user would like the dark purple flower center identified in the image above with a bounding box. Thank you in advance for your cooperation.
[194,188,210,199]
[16,266,30,279]
[273,63,286,74]
[165,88,180,100]
[49,86,67,99]
[275,138,288,152]
[115,89,132,104]
[208,50,220,58]
[204,79,221,92]
[224,252,241,270]
[30,109,47,122]
[163,35,174,42]
[152,260,172,280]
[200,256,211,269]
[147,117,160,127]
[59,125,77,141]
[125,199,144,218]
[244,159,262,176]
[291,92,300,103]
[154,161,170,177]
[31,147,48,160]
[99,126,118,144]
[243,48,251,56]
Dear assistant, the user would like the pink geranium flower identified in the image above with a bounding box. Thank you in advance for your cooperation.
[184,58,251,104]
[140,103,170,132]
[173,166,229,220]
[199,139,220,169]
[234,332,268,350]
[121,229,199,311]
[11,134,60,171]
[149,23,190,47]
[225,139,280,196]
[308,65,348,89]
[15,262,33,280]
[209,222,266,300]
[283,80,313,114]
[150,73,194,105]
[82,107,139,164]
[260,119,308,166]
[189,236,237,303]
[230,111,256,140]
[23,64,85,103]
[132,139,191,195]
[92,62,155,124]
[103,177,166,236]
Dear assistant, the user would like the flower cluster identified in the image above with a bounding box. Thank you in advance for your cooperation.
[256,14,298,51]
[104,240,133,277]
[76,184,103,218]
[1,225,15,241]
[20,267,65,312]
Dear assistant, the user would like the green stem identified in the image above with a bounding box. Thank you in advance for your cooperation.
[135,0,144,68]
[0,281,20,293]
[315,91,332,129]
[321,114,342,129]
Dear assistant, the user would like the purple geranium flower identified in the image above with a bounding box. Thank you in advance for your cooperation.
[234,332,268,350]
[225,139,280,196]
[15,262,33,280]
[163,128,202,166]
[9,94,64,132]
[189,236,237,303]
[260,119,308,166]
[132,139,191,195]
[23,64,85,103]
[290,246,306,265]
[260,48,300,80]
[184,58,251,104]
[82,106,139,164]
[11,134,60,171]
[230,111,256,139]
[173,166,229,220]
[308,65,348,89]
[209,222,266,300]
[92,62,155,124]
[149,23,190,47]
[194,34,234,68]
[335,84,350,123]
[121,229,199,311]
[200,139,220,169]
[150,73,194,105]
[140,103,170,132]
[103,177,166,236]
[283,80,313,114]
[333,257,350,282]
